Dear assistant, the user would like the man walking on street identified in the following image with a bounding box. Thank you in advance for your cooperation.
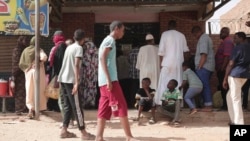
[95,21,139,141]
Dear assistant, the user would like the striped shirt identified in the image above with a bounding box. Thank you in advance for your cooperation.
[128,48,140,79]
[215,37,234,71]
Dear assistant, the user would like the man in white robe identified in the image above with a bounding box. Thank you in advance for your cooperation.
[136,34,160,90]
[155,20,189,105]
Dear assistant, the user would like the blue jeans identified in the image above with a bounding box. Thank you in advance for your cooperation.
[184,87,203,109]
[196,68,213,106]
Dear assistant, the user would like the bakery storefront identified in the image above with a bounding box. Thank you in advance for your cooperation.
[0,0,49,78]
[0,0,228,75]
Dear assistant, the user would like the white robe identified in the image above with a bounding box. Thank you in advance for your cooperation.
[136,44,160,90]
[25,49,48,111]
[155,30,189,105]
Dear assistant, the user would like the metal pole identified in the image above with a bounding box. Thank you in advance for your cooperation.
[35,0,40,120]
[208,22,212,35]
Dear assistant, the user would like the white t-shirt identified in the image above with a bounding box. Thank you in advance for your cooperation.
[58,42,83,83]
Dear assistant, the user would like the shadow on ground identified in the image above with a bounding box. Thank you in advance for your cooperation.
[105,136,185,141]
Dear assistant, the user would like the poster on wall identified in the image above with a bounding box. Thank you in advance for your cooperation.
[0,0,49,36]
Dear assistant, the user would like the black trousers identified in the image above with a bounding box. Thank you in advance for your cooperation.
[130,78,139,108]
[119,78,131,108]
[217,70,228,109]
[61,83,85,130]
[242,79,250,109]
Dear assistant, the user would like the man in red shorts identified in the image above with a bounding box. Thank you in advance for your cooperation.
[95,21,140,141]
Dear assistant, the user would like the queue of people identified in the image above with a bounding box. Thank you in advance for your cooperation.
[8,20,250,140]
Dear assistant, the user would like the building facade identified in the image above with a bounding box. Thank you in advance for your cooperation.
[0,0,229,96]
[220,0,250,34]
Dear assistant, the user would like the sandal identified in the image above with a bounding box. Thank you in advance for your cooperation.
[27,110,36,119]
[81,133,95,140]
[60,131,77,138]
[173,121,181,127]
[148,118,156,124]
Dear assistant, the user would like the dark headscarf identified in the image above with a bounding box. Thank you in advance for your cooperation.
[17,36,29,50]
[19,36,36,71]
[53,41,67,75]
[12,36,29,75]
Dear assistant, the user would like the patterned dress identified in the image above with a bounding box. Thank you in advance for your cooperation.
[79,41,98,109]
[12,38,27,112]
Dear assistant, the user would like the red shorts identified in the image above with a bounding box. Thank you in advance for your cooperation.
[98,81,128,120]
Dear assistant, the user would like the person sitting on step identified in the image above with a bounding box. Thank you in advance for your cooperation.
[160,79,182,126]
[134,77,156,125]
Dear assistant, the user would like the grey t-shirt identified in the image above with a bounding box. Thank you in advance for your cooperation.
[58,42,83,83]
[195,33,215,72]
[183,68,203,88]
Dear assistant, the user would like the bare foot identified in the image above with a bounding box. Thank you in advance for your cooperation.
[95,136,105,141]
[137,122,146,126]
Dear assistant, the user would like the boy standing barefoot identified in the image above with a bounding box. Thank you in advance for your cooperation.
[95,21,140,141]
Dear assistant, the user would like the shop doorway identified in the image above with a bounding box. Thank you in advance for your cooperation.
[94,22,160,48]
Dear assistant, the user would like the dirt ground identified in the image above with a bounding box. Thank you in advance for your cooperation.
[0,109,235,141]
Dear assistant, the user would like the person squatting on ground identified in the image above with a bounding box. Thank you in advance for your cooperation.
[159,79,182,126]
[19,36,48,119]
[179,61,203,115]
[95,21,140,141]
[223,32,250,125]
[134,77,156,125]
[57,29,95,140]
[12,36,29,115]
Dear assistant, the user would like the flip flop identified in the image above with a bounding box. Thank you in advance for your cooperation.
[148,118,156,124]
[26,112,34,119]
[60,131,77,138]
[81,133,95,140]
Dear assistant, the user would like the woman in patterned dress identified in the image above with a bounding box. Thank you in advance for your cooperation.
[12,36,29,115]
[79,41,98,109]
